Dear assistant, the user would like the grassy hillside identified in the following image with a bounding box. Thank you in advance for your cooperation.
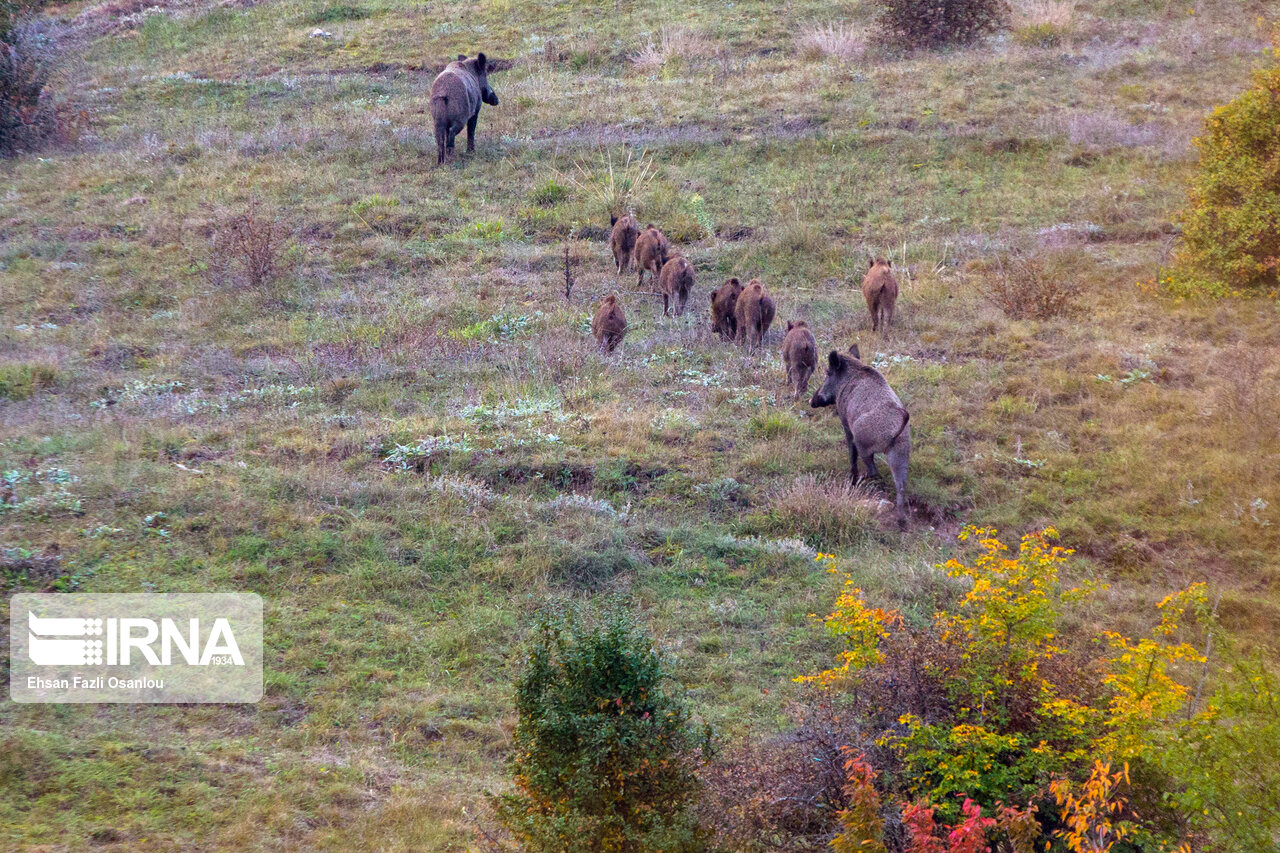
[2,0,1279,848]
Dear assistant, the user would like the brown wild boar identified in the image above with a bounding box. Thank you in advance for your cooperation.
[634,225,670,291]
[609,213,639,280]
[760,292,776,338]
[657,255,694,316]
[861,257,898,332]
[734,279,774,349]
[781,320,817,400]
[709,278,743,340]
[810,344,911,526]
[430,52,499,165]
[592,293,627,354]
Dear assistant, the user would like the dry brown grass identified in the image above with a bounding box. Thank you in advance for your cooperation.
[631,27,718,72]
[1013,0,1073,30]
[796,22,867,62]
[748,475,886,548]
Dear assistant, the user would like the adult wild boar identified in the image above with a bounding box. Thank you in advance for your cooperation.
[781,320,816,400]
[709,278,743,340]
[658,255,694,317]
[862,257,898,333]
[592,293,627,354]
[811,344,911,526]
[609,213,639,280]
[430,52,499,165]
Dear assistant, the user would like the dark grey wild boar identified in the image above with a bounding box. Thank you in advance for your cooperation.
[781,320,816,400]
[609,213,639,280]
[430,52,499,165]
[811,344,911,526]
[658,255,694,316]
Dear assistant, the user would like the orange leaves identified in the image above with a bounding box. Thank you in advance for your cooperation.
[1050,761,1132,853]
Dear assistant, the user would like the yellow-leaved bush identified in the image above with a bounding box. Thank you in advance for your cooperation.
[798,527,1278,851]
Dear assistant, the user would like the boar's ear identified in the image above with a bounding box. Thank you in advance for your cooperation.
[786,320,794,332]
[457,54,467,61]
[828,350,842,370]
[610,213,617,227]
[868,256,875,269]
[476,52,487,69]
[886,258,893,268]
[729,277,739,286]
[848,343,861,360]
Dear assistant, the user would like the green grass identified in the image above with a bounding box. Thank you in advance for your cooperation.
[2,0,1279,848]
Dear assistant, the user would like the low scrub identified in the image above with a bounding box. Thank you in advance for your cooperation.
[795,528,1280,852]
[876,0,1009,50]
[1,9,61,156]
[973,251,1081,320]
[210,200,292,290]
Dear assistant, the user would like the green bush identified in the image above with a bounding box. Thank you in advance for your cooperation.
[876,0,1009,49]
[0,362,57,400]
[1172,51,1280,296]
[494,602,708,852]
[530,178,569,207]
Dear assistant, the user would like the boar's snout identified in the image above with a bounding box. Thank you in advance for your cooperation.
[810,390,833,408]
[483,88,499,106]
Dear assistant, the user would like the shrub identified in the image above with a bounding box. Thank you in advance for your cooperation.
[697,696,862,851]
[494,602,708,852]
[974,252,1081,320]
[1171,46,1280,296]
[0,8,60,156]
[211,200,291,290]
[876,0,1009,50]
[798,530,1203,839]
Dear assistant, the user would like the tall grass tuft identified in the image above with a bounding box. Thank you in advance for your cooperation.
[797,22,867,61]
[1012,0,1074,46]
[746,475,884,548]
[557,148,658,220]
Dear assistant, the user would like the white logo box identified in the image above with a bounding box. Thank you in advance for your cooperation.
[10,593,263,703]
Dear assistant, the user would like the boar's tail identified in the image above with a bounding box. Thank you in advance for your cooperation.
[891,407,910,443]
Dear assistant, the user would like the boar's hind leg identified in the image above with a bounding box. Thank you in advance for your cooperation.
[886,439,909,526]
[466,113,478,153]
[843,423,859,482]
